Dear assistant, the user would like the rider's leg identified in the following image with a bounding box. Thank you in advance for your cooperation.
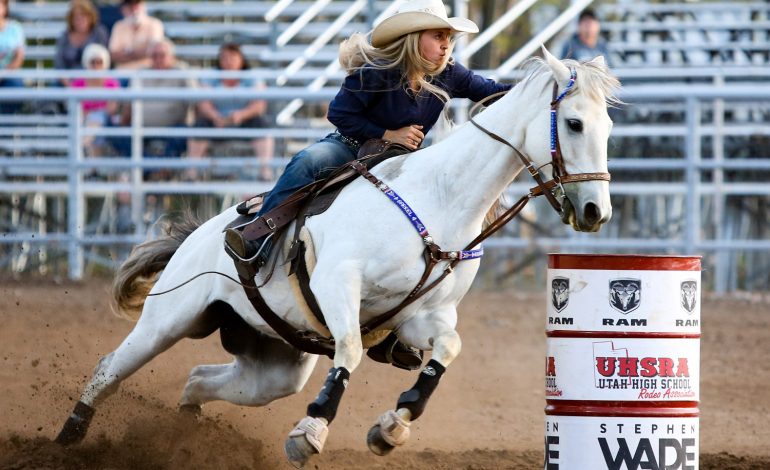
[225,135,357,270]
[259,137,356,215]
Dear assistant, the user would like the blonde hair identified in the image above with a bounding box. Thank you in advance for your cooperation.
[339,31,455,103]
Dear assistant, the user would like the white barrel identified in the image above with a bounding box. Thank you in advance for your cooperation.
[544,254,700,470]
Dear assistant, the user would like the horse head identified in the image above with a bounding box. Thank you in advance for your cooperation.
[518,47,620,233]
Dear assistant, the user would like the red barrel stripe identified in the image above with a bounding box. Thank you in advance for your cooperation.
[546,401,699,418]
[548,254,701,271]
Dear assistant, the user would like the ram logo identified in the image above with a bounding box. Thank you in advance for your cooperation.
[609,278,641,314]
[551,277,570,313]
[681,280,697,313]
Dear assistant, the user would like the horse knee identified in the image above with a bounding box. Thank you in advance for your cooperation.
[333,332,363,371]
[431,330,462,366]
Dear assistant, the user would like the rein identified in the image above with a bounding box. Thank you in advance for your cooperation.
[342,70,612,335]
[232,70,613,357]
[469,69,611,215]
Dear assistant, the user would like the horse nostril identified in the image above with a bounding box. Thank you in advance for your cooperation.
[583,202,601,226]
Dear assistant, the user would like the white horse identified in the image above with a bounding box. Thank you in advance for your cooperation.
[56,49,619,468]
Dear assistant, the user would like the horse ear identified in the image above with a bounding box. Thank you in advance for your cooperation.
[541,45,571,84]
[588,55,607,69]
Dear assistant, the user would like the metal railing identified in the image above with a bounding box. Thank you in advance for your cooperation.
[0,69,769,292]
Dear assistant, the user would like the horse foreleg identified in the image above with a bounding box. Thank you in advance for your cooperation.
[367,312,461,456]
[284,261,363,468]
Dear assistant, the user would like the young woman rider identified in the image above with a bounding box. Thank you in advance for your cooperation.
[225,0,511,369]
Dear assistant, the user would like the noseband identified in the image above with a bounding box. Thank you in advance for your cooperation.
[469,68,611,215]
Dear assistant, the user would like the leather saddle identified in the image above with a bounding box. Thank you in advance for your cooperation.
[223,139,412,358]
[225,139,411,244]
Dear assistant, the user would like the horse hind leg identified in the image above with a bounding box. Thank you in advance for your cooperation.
[179,322,318,410]
[56,296,205,445]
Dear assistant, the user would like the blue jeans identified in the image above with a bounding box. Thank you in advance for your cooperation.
[0,77,25,115]
[258,132,358,215]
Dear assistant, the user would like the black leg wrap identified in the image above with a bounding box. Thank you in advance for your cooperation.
[396,359,446,421]
[55,401,95,446]
[306,367,350,424]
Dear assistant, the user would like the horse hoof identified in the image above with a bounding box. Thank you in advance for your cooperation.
[178,404,202,420]
[284,416,328,468]
[366,424,395,456]
[55,401,95,446]
[284,434,316,468]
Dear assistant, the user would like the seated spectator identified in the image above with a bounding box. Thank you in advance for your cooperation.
[55,0,109,78]
[188,43,275,181]
[70,44,120,157]
[561,8,611,65]
[93,0,123,36]
[108,0,163,69]
[0,0,25,114]
[114,39,195,178]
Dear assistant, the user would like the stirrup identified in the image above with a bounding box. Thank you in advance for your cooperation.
[367,333,424,371]
[224,230,273,279]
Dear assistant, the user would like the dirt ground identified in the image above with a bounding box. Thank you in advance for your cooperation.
[0,280,769,469]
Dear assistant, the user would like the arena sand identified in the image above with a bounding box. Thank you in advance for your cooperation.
[1,281,768,469]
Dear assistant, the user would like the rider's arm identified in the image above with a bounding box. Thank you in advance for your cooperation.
[326,68,388,140]
[445,61,512,102]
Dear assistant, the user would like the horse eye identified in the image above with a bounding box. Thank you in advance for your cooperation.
[566,119,583,133]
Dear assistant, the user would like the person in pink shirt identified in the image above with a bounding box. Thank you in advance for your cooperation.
[70,43,119,156]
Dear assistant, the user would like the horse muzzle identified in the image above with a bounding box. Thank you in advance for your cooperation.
[560,190,612,233]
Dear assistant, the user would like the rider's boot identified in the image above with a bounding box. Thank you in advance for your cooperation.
[224,228,270,279]
[366,331,424,370]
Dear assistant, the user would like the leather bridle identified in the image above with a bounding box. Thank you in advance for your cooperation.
[469,68,611,216]
[232,69,615,358]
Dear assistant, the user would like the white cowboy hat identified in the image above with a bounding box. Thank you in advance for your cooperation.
[371,0,479,48]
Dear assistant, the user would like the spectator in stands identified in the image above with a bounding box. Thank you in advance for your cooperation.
[0,0,25,114]
[113,39,195,176]
[223,0,511,370]
[55,0,109,76]
[70,44,120,157]
[561,8,611,65]
[187,43,275,181]
[108,0,163,69]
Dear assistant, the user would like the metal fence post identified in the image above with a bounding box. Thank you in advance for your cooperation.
[712,76,727,294]
[684,97,701,257]
[67,97,84,279]
[130,74,145,236]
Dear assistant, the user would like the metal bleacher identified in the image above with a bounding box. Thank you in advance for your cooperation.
[599,2,770,67]
[15,1,386,70]
[3,0,770,292]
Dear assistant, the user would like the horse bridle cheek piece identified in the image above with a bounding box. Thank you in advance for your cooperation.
[470,68,611,215]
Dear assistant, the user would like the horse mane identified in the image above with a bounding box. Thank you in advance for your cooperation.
[483,56,621,227]
[520,56,622,107]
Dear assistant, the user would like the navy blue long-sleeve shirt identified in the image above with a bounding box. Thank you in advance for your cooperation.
[327,60,512,144]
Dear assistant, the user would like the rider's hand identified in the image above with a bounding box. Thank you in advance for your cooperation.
[383,125,424,150]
